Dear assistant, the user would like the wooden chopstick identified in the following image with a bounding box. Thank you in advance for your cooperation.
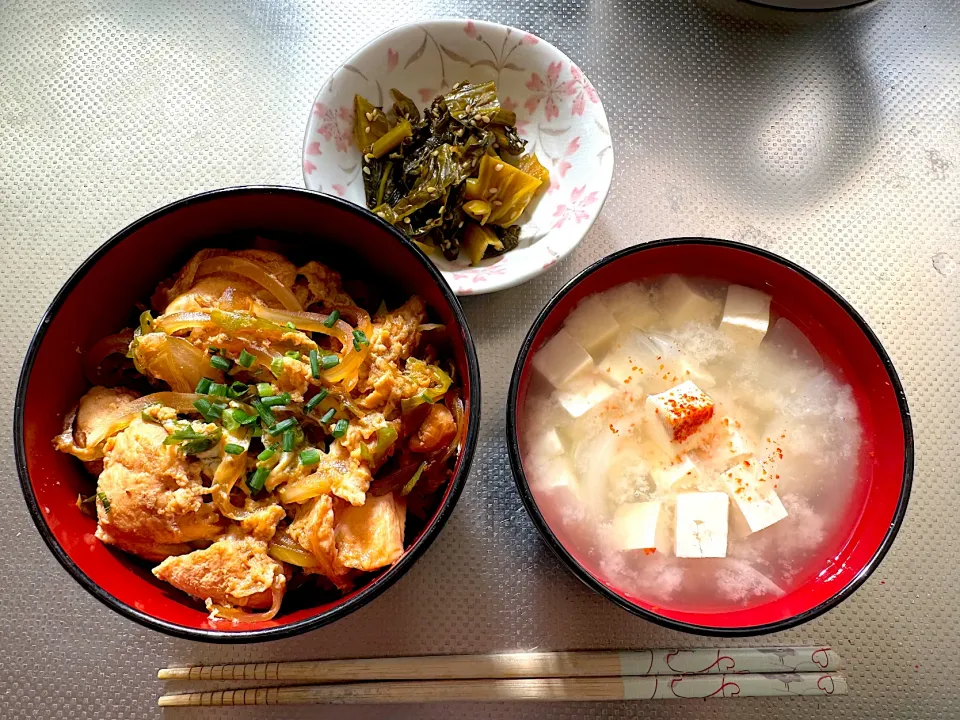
[158,673,847,706]
[158,646,840,682]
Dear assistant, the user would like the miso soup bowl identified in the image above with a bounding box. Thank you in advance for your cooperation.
[506,238,913,636]
[15,186,481,643]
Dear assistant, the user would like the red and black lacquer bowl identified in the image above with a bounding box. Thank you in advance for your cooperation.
[15,187,481,643]
[507,239,912,636]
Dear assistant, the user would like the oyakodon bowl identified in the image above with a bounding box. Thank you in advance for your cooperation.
[506,238,912,636]
[14,186,481,643]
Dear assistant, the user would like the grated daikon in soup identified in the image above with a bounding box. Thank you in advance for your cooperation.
[520,275,862,612]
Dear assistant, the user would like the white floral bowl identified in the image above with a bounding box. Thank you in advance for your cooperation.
[302,19,614,295]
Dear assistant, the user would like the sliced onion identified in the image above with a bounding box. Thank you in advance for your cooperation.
[277,471,333,504]
[254,305,351,336]
[154,311,214,335]
[84,330,134,385]
[268,533,319,567]
[253,306,373,390]
[197,257,302,312]
[207,575,285,623]
[418,323,446,332]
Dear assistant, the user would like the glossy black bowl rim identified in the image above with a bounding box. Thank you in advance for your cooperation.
[14,185,482,644]
[506,237,913,637]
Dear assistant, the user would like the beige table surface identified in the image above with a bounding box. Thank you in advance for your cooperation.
[2,0,959,717]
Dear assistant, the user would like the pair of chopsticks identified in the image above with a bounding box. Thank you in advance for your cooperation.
[158,646,845,706]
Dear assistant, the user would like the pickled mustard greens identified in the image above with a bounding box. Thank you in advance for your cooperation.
[354,81,549,264]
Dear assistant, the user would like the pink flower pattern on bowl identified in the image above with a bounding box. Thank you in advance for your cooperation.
[303,19,613,295]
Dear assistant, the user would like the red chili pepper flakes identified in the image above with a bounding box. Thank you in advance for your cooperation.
[659,364,665,370]
[643,548,656,556]
[743,460,751,467]
[631,365,638,371]
[608,423,619,434]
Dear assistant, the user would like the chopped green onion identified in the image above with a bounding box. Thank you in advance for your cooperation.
[309,349,321,378]
[261,393,291,408]
[138,310,154,336]
[300,448,321,466]
[237,349,255,368]
[256,383,274,397]
[210,355,232,372]
[251,424,263,437]
[281,428,297,452]
[319,408,336,424]
[285,350,301,360]
[267,417,297,436]
[285,321,297,330]
[247,466,269,493]
[352,329,369,352]
[163,423,221,453]
[257,447,277,462]
[209,383,228,397]
[193,398,215,421]
[401,461,427,496]
[321,354,340,370]
[210,402,226,418]
[227,381,248,398]
[251,400,275,426]
[195,377,213,395]
[224,443,245,455]
[270,356,285,376]
[331,418,349,438]
[222,411,240,432]
[231,408,258,426]
[97,491,112,513]
[305,389,328,412]
[323,310,340,328]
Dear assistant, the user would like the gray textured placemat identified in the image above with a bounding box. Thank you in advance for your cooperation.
[1,0,958,717]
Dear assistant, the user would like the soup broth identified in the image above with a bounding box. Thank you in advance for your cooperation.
[520,275,862,612]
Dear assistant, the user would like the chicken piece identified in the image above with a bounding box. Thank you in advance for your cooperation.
[152,249,299,314]
[95,419,221,561]
[356,297,427,412]
[153,533,285,609]
[54,386,141,461]
[239,504,286,542]
[293,261,355,310]
[286,494,350,586]
[409,404,456,453]
[335,493,406,572]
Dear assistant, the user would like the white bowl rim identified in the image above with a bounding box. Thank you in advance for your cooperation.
[301,18,614,296]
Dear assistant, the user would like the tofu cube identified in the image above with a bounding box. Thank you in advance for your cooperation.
[658,275,721,327]
[719,285,772,348]
[612,501,661,552]
[532,329,593,389]
[532,455,579,493]
[721,459,788,534]
[598,344,646,391]
[645,381,716,453]
[651,454,701,492]
[675,492,729,558]
[703,416,753,466]
[563,296,620,356]
[531,427,565,459]
[555,374,616,418]
[602,282,660,330]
